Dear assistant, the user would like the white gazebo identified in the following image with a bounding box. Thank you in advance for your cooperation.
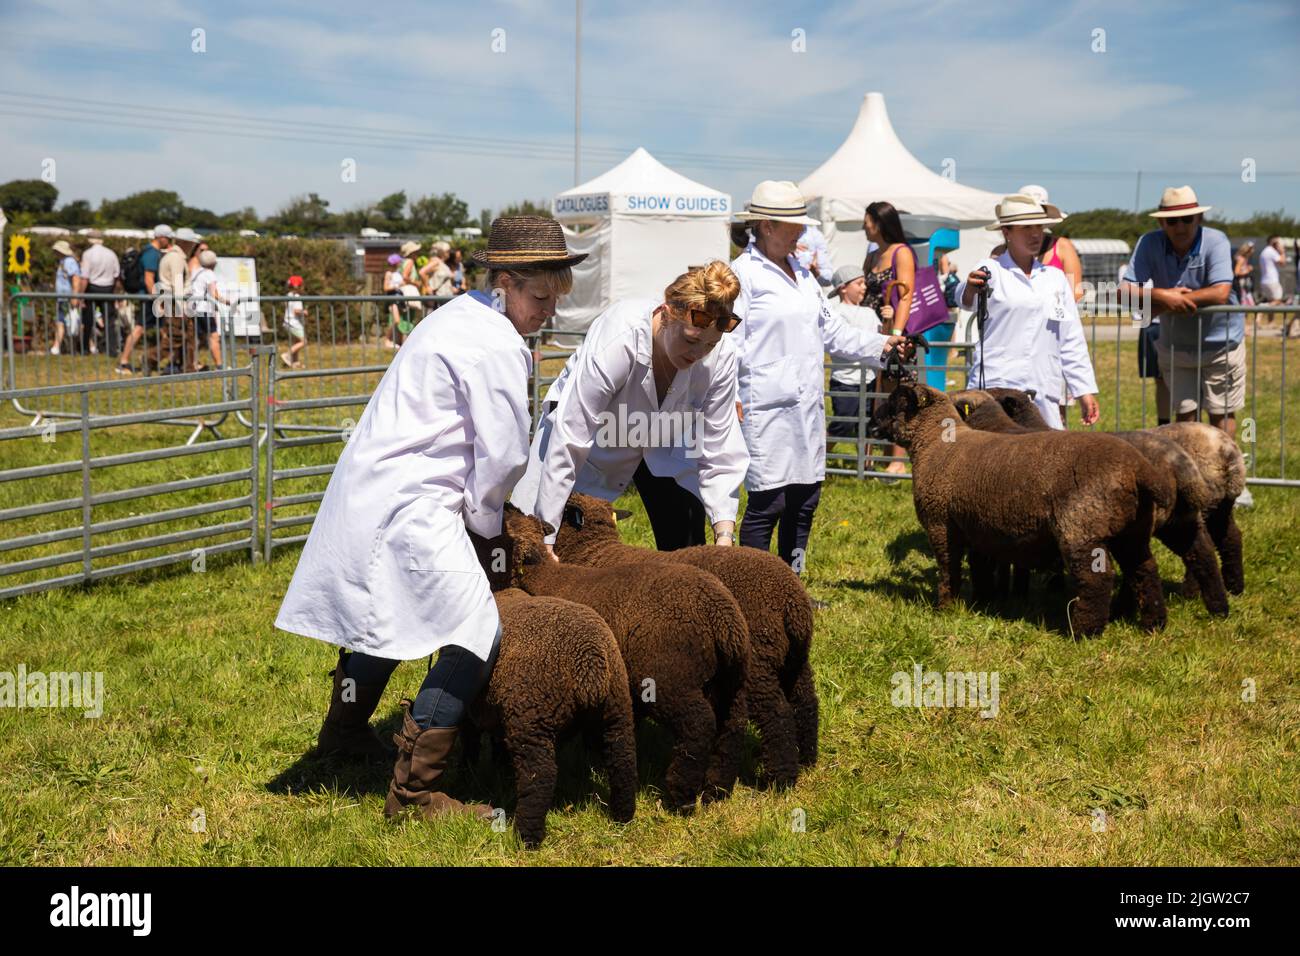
[552,147,732,333]
[798,92,1007,276]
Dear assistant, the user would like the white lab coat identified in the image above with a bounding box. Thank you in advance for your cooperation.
[730,241,891,491]
[511,298,749,543]
[275,292,532,661]
[955,251,1098,430]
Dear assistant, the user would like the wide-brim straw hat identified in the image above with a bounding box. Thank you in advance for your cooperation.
[735,180,820,225]
[1149,185,1211,218]
[471,216,587,270]
[399,240,422,257]
[52,240,75,257]
[984,194,1065,231]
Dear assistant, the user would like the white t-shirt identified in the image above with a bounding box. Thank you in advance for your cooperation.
[1260,245,1281,285]
[829,300,881,386]
[189,268,219,317]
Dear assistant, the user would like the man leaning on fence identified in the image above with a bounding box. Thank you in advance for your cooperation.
[1121,186,1252,507]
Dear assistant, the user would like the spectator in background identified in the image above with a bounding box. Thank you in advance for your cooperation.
[79,231,122,356]
[1233,242,1256,325]
[862,200,915,480]
[825,265,881,442]
[1121,186,1249,505]
[150,227,196,373]
[281,274,308,369]
[48,239,81,355]
[420,240,455,298]
[447,248,467,294]
[116,225,169,375]
[795,223,835,286]
[1258,235,1288,332]
[383,252,405,347]
[188,249,230,370]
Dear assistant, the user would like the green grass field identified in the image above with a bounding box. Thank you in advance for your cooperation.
[1,332,1298,865]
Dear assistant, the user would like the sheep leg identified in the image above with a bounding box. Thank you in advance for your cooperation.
[1012,565,1031,597]
[1206,500,1245,595]
[790,659,820,768]
[599,694,638,824]
[928,520,965,608]
[503,728,558,850]
[970,553,996,603]
[1063,544,1115,637]
[657,689,717,814]
[1157,519,1229,617]
[1109,530,1167,633]
[743,667,800,790]
[702,686,748,803]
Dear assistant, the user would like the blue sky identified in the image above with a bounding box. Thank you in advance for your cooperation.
[1,0,1297,222]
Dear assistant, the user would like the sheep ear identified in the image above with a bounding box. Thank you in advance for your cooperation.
[956,399,972,419]
[1025,389,1037,401]
[564,505,584,530]
[613,508,633,522]
[540,520,556,537]
[914,387,934,409]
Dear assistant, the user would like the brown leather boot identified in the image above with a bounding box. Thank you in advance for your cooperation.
[384,701,495,821]
[314,649,390,760]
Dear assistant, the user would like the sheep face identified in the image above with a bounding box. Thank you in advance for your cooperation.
[555,492,621,550]
[868,381,948,448]
[987,387,1045,429]
[501,505,556,586]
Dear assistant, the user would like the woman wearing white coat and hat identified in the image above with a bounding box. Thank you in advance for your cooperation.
[955,194,1100,429]
[275,217,583,822]
[511,261,749,553]
[730,181,909,571]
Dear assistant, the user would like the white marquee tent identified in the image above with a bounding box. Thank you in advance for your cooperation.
[552,147,732,333]
[798,92,1007,276]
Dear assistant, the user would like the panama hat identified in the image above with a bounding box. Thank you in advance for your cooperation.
[1150,185,1211,218]
[471,216,587,270]
[736,181,820,225]
[399,240,422,257]
[984,194,1065,231]
[52,240,75,257]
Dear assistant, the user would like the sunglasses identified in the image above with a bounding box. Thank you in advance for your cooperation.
[1163,215,1197,226]
[686,307,742,334]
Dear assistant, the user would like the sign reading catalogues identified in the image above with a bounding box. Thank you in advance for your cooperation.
[553,193,731,217]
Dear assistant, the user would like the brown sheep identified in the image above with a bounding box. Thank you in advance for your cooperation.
[465,588,637,848]
[550,492,816,792]
[985,388,1244,599]
[953,389,1230,617]
[868,381,1170,636]
[499,506,750,813]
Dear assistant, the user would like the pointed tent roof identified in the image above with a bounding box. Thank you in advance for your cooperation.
[554,147,731,219]
[798,92,1002,226]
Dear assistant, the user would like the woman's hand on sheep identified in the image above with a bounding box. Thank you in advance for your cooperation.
[713,521,735,546]
[1079,394,1100,426]
[543,543,560,562]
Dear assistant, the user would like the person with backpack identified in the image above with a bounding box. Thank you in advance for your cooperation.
[114,225,169,375]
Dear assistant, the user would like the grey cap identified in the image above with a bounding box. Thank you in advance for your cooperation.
[829,264,865,297]
[174,227,202,244]
[153,224,174,238]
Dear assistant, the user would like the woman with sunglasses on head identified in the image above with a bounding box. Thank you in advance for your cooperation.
[512,261,749,555]
[731,181,909,573]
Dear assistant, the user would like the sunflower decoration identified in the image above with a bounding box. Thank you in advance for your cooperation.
[6,234,32,276]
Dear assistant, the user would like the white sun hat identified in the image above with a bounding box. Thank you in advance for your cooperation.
[984,194,1066,231]
[736,180,820,225]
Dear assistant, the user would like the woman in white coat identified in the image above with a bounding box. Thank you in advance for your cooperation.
[512,261,749,552]
[956,194,1100,429]
[730,181,909,571]
[275,217,583,821]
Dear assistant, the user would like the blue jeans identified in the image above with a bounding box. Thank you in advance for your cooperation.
[343,625,501,729]
[739,481,823,571]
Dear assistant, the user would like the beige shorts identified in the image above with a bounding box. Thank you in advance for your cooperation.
[1156,339,1246,415]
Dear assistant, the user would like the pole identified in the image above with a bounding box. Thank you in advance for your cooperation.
[575,0,582,186]
[1133,170,1142,213]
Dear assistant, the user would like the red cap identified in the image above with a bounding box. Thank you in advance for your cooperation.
[287,275,304,288]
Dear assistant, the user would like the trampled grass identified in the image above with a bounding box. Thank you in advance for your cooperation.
[1,329,1297,865]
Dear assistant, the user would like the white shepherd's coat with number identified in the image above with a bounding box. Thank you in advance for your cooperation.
[275,292,531,662]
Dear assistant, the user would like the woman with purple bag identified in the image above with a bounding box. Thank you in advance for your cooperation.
[862,201,916,479]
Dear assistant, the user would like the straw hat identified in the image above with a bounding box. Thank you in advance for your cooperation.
[471,216,587,270]
[984,194,1065,231]
[735,181,819,225]
[1149,185,1211,218]
[399,240,422,257]
[52,239,75,257]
